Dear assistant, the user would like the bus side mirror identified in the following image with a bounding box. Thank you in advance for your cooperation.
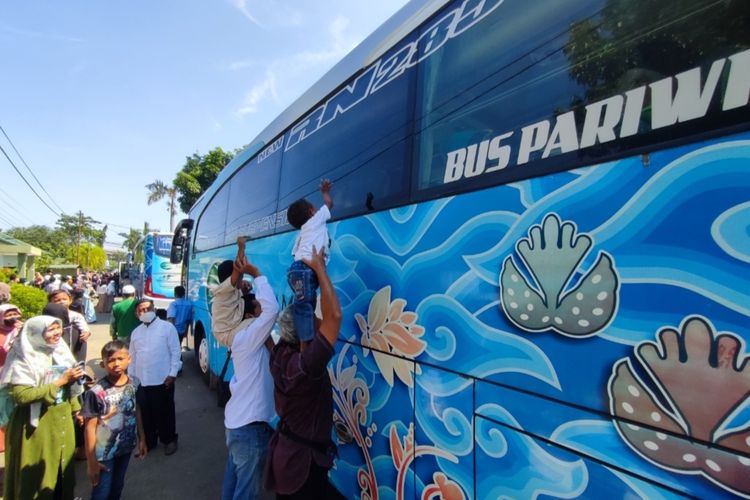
[171,234,185,264]
[171,219,194,264]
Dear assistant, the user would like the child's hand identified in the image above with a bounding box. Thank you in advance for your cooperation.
[88,461,108,487]
[319,179,333,193]
[136,439,148,459]
[233,255,246,274]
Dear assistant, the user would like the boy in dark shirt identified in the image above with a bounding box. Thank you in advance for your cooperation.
[82,340,147,500]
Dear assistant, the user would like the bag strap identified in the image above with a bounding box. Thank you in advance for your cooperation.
[218,349,232,381]
[279,419,337,456]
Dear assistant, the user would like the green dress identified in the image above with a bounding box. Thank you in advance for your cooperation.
[3,383,81,500]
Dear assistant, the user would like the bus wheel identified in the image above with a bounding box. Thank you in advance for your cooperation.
[194,327,210,385]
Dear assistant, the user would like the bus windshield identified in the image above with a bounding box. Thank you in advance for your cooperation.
[154,234,172,258]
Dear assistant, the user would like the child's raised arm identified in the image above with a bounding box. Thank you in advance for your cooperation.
[231,237,247,288]
[236,237,246,260]
[320,179,333,211]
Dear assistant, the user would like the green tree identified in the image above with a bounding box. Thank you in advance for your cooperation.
[564,0,749,103]
[118,228,142,252]
[117,223,152,264]
[72,243,107,271]
[97,224,108,247]
[146,180,178,231]
[10,284,47,318]
[118,228,143,263]
[5,225,71,267]
[173,147,234,213]
[107,250,128,266]
[56,212,103,265]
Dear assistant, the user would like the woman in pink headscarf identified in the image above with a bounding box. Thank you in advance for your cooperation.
[0,304,23,452]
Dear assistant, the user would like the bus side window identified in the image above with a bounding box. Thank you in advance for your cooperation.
[194,183,229,251]
[277,34,417,223]
[224,139,283,244]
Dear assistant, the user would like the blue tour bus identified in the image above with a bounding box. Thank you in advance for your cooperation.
[170,0,750,497]
[132,232,181,310]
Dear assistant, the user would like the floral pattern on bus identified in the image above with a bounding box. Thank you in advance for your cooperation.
[355,286,426,387]
[500,213,619,337]
[329,343,378,500]
[389,423,463,500]
[608,316,750,497]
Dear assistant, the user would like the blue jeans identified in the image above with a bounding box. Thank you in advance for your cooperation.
[222,422,273,500]
[90,453,131,500]
[287,260,318,342]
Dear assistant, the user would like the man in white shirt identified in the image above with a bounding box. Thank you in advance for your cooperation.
[129,298,182,455]
[222,254,279,500]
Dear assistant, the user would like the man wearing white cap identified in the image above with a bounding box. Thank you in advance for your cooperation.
[110,284,139,346]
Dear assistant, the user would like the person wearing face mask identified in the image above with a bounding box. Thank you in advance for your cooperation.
[0,304,23,453]
[0,304,23,367]
[0,315,85,499]
[128,299,181,455]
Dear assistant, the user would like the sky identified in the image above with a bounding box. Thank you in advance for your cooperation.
[0,0,410,250]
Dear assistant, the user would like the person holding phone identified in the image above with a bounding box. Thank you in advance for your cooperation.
[47,289,91,362]
[0,315,85,499]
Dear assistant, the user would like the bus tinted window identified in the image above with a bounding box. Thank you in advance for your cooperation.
[277,34,416,221]
[224,141,283,243]
[413,0,750,197]
[154,235,172,257]
[194,184,229,251]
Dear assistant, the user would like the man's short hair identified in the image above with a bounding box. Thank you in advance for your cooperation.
[48,289,71,302]
[278,305,299,345]
[101,340,128,360]
[287,198,314,229]
[135,298,154,310]
[174,285,186,298]
[217,260,234,284]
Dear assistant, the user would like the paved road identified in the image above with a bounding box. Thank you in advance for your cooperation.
[73,314,227,499]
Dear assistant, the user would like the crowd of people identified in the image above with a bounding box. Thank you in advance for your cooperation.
[0,271,183,500]
[5,269,124,323]
[0,181,343,499]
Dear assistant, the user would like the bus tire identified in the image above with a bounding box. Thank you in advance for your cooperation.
[194,325,210,385]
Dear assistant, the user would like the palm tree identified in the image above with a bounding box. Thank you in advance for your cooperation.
[146,180,177,231]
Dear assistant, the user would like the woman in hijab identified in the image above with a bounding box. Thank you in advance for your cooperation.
[43,302,90,460]
[1,315,85,500]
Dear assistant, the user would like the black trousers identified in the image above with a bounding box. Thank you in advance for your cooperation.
[276,463,344,500]
[141,384,177,448]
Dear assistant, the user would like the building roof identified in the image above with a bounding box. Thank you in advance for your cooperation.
[0,233,43,257]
